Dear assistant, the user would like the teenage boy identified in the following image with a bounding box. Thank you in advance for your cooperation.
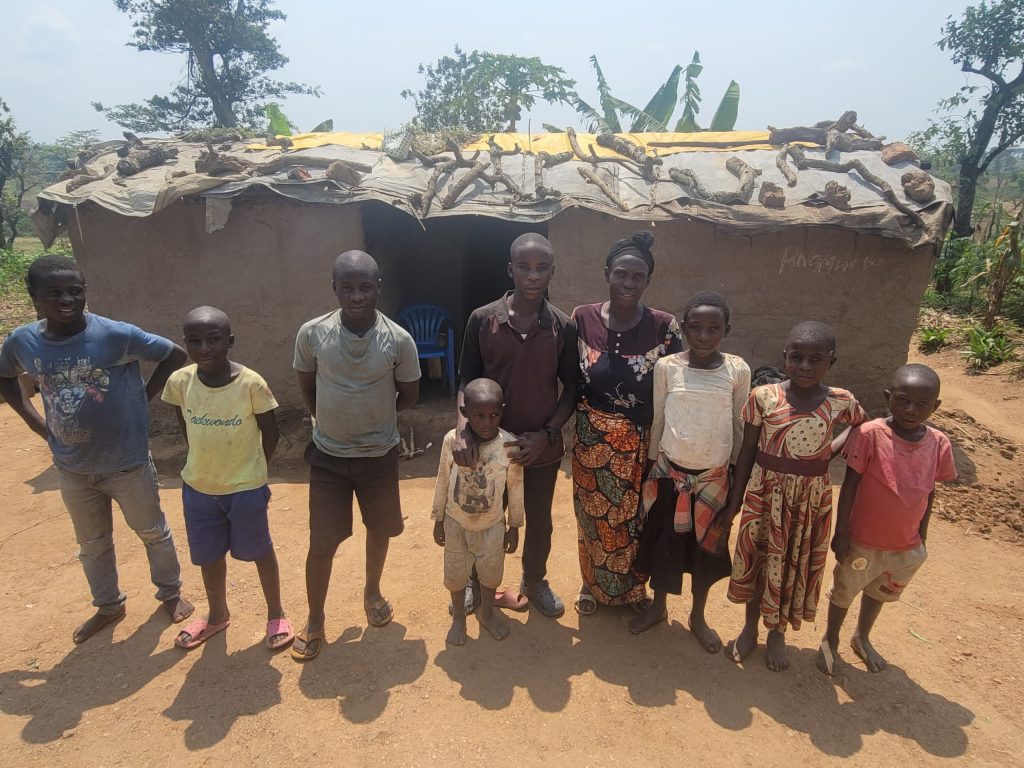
[455,233,578,617]
[0,255,193,644]
[291,250,420,660]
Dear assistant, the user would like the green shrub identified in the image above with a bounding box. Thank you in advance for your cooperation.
[963,326,1019,370]
[918,325,952,352]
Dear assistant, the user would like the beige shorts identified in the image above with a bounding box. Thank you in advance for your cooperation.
[828,541,927,609]
[443,517,506,591]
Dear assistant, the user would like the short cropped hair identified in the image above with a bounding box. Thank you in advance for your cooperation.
[786,320,836,352]
[683,290,730,325]
[464,377,503,405]
[891,363,941,394]
[25,255,84,297]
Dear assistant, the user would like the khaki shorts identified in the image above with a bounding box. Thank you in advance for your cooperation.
[828,541,927,609]
[443,517,506,591]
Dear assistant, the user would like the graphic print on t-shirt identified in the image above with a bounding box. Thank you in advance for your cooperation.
[454,460,498,515]
[35,356,110,445]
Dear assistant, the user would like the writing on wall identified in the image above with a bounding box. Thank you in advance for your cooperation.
[778,247,883,275]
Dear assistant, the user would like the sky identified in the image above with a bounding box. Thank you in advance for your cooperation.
[0,0,980,144]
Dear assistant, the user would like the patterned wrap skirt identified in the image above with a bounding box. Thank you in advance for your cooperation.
[572,402,649,605]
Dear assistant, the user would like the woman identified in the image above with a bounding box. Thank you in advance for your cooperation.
[571,231,682,614]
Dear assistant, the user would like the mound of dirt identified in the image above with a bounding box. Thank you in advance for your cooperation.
[930,408,1023,541]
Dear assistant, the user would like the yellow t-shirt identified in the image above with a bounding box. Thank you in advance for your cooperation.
[161,364,278,495]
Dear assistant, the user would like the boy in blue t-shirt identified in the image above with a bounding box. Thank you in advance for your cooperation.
[0,255,194,644]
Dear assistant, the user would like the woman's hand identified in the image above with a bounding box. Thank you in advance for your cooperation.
[505,431,548,466]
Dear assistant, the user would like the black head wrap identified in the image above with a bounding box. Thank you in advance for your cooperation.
[605,230,655,273]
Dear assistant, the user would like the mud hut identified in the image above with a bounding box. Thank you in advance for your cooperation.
[33,117,952,411]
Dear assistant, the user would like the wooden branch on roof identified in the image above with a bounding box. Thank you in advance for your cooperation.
[196,143,252,176]
[534,151,571,200]
[776,143,798,187]
[668,156,761,204]
[769,111,884,146]
[421,160,456,215]
[116,146,179,177]
[588,145,643,175]
[825,130,883,155]
[578,166,629,211]
[256,156,373,175]
[596,133,662,182]
[786,145,924,227]
[441,161,492,209]
[445,140,481,168]
[485,135,528,202]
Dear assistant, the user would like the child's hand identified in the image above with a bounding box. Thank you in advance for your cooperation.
[716,500,740,525]
[831,532,851,562]
[503,526,520,554]
[433,520,445,547]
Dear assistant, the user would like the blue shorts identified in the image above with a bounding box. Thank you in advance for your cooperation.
[181,483,273,566]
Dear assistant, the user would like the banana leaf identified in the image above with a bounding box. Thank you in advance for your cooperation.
[589,55,622,133]
[570,95,613,134]
[708,80,740,131]
[634,64,683,130]
[310,119,334,133]
[609,96,669,133]
[265,103,292,136]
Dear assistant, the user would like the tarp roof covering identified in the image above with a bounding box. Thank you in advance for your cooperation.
[34,130,952,249]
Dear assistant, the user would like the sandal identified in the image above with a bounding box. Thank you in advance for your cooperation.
[174,617,230,650]
[574,591,598,616]
[364,597,394,628]
[290,628,325,661]
[495,586,529,612]
[265,618,295,650]
[448,580,481,616]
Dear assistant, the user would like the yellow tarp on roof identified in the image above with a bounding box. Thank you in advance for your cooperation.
[246,130,790,156]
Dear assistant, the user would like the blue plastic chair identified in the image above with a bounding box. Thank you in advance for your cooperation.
[397,303,456,397]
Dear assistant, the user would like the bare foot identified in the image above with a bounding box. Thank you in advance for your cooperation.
[446,617,467,646]
[725,624,758,663]
[690,614,723,653]
[851,633,887,672]
[765,629,789,671]
[478,609,510,641]
[72,607,126,644]
[816,638,842,676]
[162,597,194,624]
[628,605,667,635]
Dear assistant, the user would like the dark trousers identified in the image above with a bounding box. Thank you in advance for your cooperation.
[521,461,560,587]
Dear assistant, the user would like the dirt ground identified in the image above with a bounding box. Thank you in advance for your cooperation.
[1,349,1022,767]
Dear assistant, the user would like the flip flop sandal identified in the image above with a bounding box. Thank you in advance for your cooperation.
[174,617,230,650]
[290,629,325,661]
[448,582,481,616]
[574,592,598,616]
[364,597,394,628]
[495,586,529,612]
[265,618,295,650]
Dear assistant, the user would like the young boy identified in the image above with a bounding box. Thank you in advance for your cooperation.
[161,306,292,650]
[0,255,193,644]
[817,363,956,676]
[291,250,420,661]
[455,233,578,618]
[432,378,524,645]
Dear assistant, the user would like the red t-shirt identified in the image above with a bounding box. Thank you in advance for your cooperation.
[844,418,957,550]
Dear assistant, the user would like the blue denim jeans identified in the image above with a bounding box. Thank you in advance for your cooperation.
[56,457,183,614]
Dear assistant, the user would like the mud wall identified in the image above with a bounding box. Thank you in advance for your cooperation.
[548,208,937,411]
[68,196,365,407]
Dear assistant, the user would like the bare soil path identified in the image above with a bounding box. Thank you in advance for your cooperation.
[0,351,1021,767]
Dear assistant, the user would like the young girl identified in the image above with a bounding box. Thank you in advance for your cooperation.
[722,321,865,671]
[629,292,750,653]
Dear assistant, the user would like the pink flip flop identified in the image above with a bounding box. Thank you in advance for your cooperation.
[265,618,295,650]
[494,586,529,612]
[174,617,230,650]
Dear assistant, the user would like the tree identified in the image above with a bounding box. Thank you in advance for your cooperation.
[913,0,1024,238]
[0,98,31,249]
[402,47,575,133]
[94,0,318,132]
[571,52,740,133]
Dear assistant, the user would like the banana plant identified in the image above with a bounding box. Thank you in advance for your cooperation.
[570,52,740,133]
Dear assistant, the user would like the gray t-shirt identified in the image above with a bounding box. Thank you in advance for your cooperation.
[293,309,421,457]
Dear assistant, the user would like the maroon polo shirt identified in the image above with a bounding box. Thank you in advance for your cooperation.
[459,291,578,467]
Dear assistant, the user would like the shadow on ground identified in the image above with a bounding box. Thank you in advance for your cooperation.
[435,607,973,759]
